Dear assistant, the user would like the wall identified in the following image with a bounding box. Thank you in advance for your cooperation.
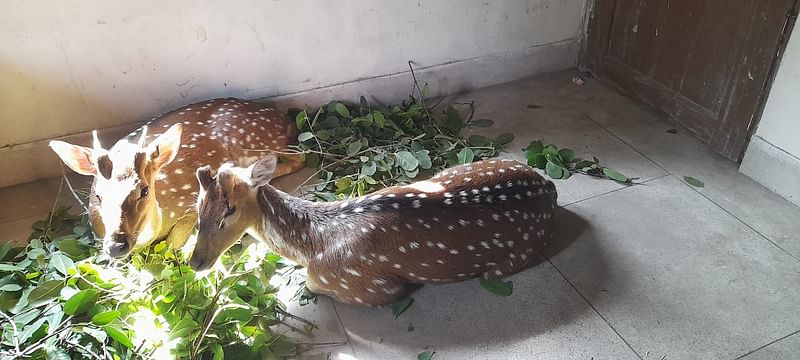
[0,0,587,187]
[740,23,800,207]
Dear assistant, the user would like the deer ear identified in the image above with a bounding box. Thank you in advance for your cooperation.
[147,124,182,168]
[48,140,96,176]
[251,156,277,187]
[196,165,214,190]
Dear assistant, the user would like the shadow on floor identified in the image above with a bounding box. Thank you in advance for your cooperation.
[333,207,616,352]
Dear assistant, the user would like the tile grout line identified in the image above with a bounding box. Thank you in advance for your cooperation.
[571,103,800,262]
[682,181,800,263]
[570,106,671,175]
[733,328,800,359]
[543,255,644,360]
[328,300,358,356]
[561,173,671,208]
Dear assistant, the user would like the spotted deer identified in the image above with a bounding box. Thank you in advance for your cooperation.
[191,155,557,306]
[49,98,304,258]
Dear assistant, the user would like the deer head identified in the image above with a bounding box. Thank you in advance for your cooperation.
[49,124,183,257]
[189,156,277,270]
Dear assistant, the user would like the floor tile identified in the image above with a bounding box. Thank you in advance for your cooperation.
[549,176,800,359]
[274,267,357,359]
[450,80,667,206]
[740,331,800,360]
[559,77,800,260]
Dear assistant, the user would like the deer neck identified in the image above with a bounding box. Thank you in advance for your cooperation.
[250,185,322,266]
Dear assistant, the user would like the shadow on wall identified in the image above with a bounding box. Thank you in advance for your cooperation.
[333,208,617,352]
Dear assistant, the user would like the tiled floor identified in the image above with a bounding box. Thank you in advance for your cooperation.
[2,71,799,359]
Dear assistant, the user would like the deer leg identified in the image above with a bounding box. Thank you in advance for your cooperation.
[274,154,305,178]
[165,211,197,249]
[482,249,536,280]
[306,271,407,306]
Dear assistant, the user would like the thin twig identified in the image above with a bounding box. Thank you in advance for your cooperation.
[276,308,317,328]
[61,166,89,215]
[0,310,21,355]
[277,319,309,335]
[64,339,104,360]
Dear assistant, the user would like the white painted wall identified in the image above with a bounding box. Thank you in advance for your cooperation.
[753,25,800,157]
[740,24,800,206]
[0,0,585,149]
[0,0,587,187]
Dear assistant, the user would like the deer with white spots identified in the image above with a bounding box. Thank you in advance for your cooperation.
[49,98,304,258]
[190,155,557,306]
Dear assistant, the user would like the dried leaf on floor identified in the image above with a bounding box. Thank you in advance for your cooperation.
[684,176,705,188]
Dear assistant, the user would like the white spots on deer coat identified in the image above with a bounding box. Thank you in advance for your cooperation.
[319,275,329,284]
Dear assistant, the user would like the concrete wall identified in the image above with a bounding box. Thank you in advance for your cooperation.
[0,0,587,187]
[740,24,800,207]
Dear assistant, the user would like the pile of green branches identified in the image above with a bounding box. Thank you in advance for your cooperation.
[0,207,296,360]
[289,86,514,200]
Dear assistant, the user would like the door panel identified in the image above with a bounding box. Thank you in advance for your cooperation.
[583,0,798,161]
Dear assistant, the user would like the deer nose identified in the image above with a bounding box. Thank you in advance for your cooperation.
[104,233,130,258]
[189,255,209,271]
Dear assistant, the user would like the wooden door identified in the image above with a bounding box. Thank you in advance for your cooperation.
[583,0,798,161]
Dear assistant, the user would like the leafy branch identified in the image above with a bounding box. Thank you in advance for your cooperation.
[289,88,513,201]
[522,140,636,183]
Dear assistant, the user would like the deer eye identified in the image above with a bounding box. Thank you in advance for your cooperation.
[139,186,150,199]
[224,204,236,217]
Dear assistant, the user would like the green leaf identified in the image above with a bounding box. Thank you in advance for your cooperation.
[527,153,547,170]
[295,110,308,130]
[0,283,21,291]
[414,150,432,170]
[211,343,224,360]
[103,325,133,349]
[479,278,513,296]
[495,133,514,145]
[684,176,704,188]
[0,241,11,261]
[346,141,362,156]
[64,289,98,315]
[305,153,321,168]
[91,310,121,325]
[470,119,494,127]
[543,144,558,156]
[395,151,420,171]
[523,140,544,155]
[603,168,630,183]
[391,296,414,319]
[298,132,314,142]
[418,350,436,360]
[45,346,70,360]
[57,239,90,260]
[575,160,595,169]
[558,148,575,162]
[468,135,490,147]
[421,83,430,98]
[334,103,351,118]
[84,326,107,343]
[545,162,570,180]
[28,280,64,307]
[456,148,474,164]
[49,252,74,276]
[360,161,377,176]
[19,318,47,344]
[0,263,25,272]
[373,111,386,127]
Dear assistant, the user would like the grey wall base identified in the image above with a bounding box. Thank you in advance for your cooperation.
[740,136,800,207]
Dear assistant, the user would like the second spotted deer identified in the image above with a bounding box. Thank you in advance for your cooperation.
[190,156,557,306]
